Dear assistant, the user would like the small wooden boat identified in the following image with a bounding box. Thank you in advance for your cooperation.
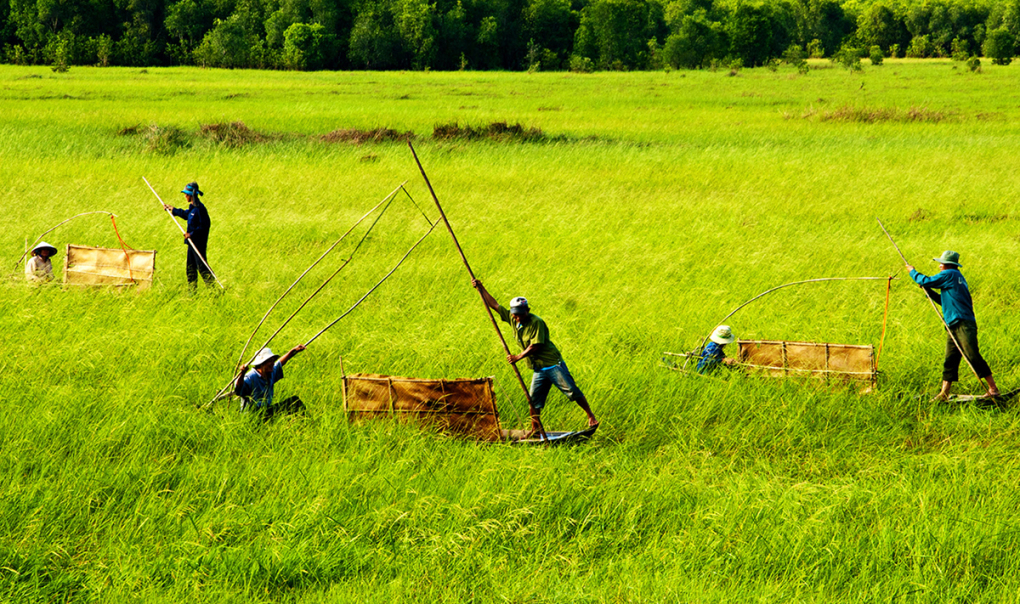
[946,388,1019,407]
[503,424,598,446]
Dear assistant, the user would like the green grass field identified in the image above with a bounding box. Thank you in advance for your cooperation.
[3,59,1020,602]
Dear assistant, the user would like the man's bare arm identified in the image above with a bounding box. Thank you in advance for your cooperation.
[279,344,306,367]
[471,279,499,310]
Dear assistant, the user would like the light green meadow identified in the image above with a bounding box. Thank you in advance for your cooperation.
[2,60,1020,602]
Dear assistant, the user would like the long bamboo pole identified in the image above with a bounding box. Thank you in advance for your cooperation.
[204,186,406,408]
[202,219,438,412]
[14,211,116,269]
[143,177,225,290]
[232,181,407,376]
[407,141,546,441]
[876,218,984,387]
[303,220,439,346]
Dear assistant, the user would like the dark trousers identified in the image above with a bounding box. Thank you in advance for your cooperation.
[261,396,306,421]
[186,241,214,288]
[944,320,992,382]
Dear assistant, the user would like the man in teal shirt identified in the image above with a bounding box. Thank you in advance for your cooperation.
[907,250,999,400]
[473,279,598,434]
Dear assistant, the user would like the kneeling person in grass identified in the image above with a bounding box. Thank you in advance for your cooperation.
[234,345,307,419]
[25,241,57,283]
[906,250,999,400]
[697,325,737,374]
[472,279,598,433]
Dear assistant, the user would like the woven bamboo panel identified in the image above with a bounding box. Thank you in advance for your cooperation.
[64,245,155,289]
[344,373,502,441]
[737,340,875,383]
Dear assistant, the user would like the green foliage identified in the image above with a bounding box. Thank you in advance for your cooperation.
[523,0,573,70]
[568,52,593,71]
[726,2,791,68]
[283,22,336,70]
[983,27,1015,65]
[93,34,113,67]
[194,16,252,68]
[856,3,904,57]
[662,9,722,69]
[967,54,981,71]
[869,44,883,65]
[349,2,402,69]
[951,36,970,61]
[47,31,71,72]
[807,38,824,58]
[906,33,934,58]
[394,0,436,69]
[782,42,807,69]
[574,0,662,70]
[0,0,1014,71]
[832,43,862,71]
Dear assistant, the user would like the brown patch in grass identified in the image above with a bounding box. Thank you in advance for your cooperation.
[963,213,1010,224]
[320,128,414,144]
[359,153,380,163]
[909,208,932,222]
[199,121,269,147]
[117,124,143,136]
[432,121,547,142]
[818,105,951,123]
[144,124,190,154]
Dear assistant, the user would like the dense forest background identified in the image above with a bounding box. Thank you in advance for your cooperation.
[1,0,1017,71]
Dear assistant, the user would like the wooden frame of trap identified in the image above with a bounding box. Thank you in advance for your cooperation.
[341,372,597,444]
[735,339,877,388]
[63,244,156,289]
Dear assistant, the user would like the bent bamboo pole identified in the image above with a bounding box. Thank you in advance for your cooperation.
[143,177,225,290]
[407,141,546,441]
[206,219,439,410]
[304,220,439,346]
[15,211,116,269]
[232,181,408,376]
[205,186,406,408]
[876,218,984,387]
[682,276,896,371]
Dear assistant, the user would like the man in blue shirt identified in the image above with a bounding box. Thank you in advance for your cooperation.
[907,250,999,400]
[163,181,213,290]
[234,345,307,419]
[697,325,737,374]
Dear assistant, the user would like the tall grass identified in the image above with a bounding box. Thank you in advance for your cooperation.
[2,60,1020,602]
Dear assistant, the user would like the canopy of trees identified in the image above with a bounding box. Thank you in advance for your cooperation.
[2,0,1018,70]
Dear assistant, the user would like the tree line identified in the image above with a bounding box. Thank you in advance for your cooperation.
[1,0,1018,71]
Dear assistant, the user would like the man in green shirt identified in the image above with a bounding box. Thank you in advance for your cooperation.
[473,279,598,434]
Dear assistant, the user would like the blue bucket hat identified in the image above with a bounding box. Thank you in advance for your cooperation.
[181,182,203,197]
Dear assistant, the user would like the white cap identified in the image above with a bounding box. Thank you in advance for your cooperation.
[710,325,736,345]
[250,348,279,368]
[509,296,529,315]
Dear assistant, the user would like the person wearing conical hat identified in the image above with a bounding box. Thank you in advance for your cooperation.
[162,181,213,290]
[233,344,307,419]
[24,241,57,283]
[472,279,598,434]
[907,251,999,400]
[697,325,737,374]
